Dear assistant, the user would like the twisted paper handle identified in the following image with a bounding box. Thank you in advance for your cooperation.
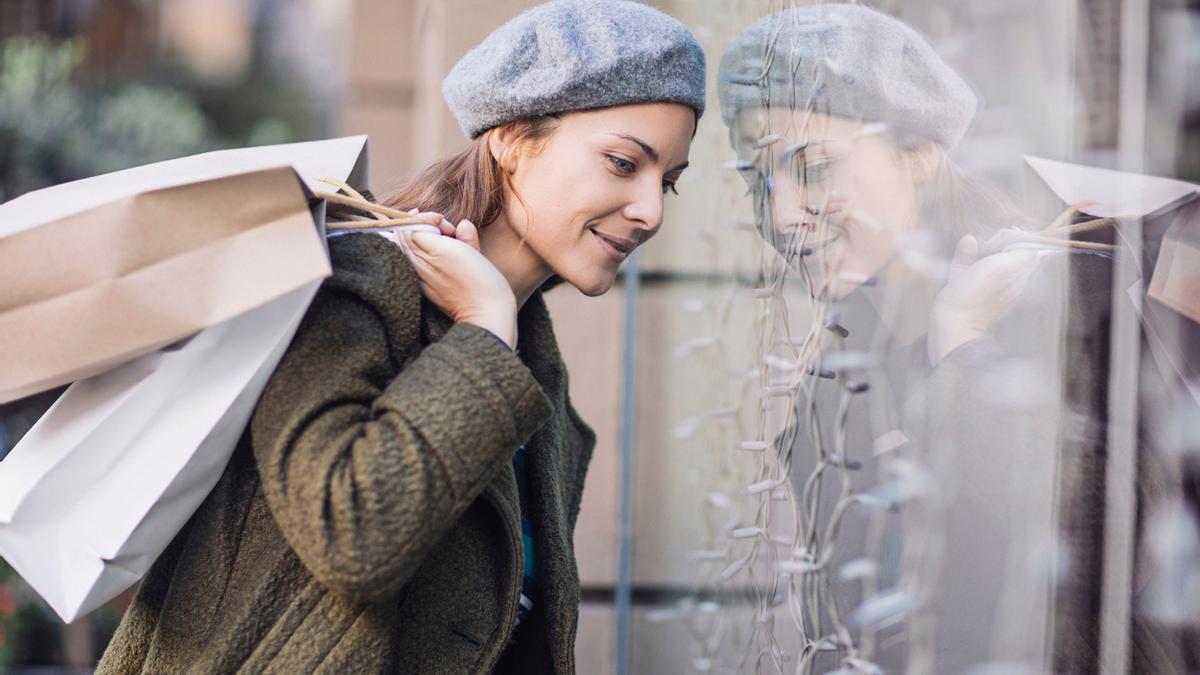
[979,203,1119,255]
[314,176,436,232]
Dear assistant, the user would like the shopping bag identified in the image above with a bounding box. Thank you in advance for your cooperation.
[0,135,373,621]
[1024,156,1200,317]
[1024,155,1200,405]
[0,279,320,622]
[1024,155,1199,220]
[0,135,368,404]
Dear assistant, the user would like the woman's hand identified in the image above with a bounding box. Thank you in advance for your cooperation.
[928,234,1038,366]
[392,218,518,348]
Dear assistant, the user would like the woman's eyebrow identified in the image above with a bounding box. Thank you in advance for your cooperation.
[608,133,688,171]
[781,139,836,159]
[776,140,838,169]
[610,133,659,162]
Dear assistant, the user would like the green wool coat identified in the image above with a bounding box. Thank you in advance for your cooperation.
[96,233,596,674]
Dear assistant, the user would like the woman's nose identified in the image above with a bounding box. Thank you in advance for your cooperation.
[767,180,808,231]
[622,177,665,234]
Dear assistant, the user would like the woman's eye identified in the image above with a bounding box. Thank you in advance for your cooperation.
[608,155,636,174]
[792,157,833,184]
[805,162,832,183]
[662,181,680,195]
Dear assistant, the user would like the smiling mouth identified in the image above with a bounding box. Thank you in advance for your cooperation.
[591,229,637,262]
[774,223,844,252]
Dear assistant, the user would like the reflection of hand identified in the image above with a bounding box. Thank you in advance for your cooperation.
[392,218,518,349]
[928,235,1038,366]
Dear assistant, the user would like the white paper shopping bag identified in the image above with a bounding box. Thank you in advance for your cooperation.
[0,279,320,622]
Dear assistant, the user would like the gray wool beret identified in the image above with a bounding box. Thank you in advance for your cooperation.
[717,5,977,149]
[442,0,707,139]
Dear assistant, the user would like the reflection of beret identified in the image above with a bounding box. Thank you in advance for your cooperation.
[718,5,976,149]
[443,0,707,139]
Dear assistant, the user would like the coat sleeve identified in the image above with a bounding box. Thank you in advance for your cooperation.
[248,236,552,604]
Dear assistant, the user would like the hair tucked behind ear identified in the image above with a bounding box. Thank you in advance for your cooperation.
[379,115,560,229]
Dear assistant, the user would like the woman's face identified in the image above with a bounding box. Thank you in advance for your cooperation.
[500,103,696,296]
[733,108,928,299]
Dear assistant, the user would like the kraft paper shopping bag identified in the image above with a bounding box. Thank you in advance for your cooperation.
[0,136,369,404]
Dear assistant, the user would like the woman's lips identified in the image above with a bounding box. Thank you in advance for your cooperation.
[773,224,843,252]
[592,229,636,263]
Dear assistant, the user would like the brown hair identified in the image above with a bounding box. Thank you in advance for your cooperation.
[379,115,561,229]
[916,145,1036,244]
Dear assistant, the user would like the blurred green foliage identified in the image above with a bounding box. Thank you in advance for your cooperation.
[0,37,214,202]
[0,35,322,203]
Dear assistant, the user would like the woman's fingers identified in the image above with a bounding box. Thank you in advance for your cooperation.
[405,230,450,255]
[418,211,453,236]
[455,220,481,252]
[928,243,1038,365]
[406,208,455,236]
[399,231,472,278]
[949,235,979,280]
[953,235,979,265]
[433,215,456,236]
[394,227,514,327]
[394,232,432,272]
[978,228,1028,257]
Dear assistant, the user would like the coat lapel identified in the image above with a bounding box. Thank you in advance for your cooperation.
[512,293,581,672]
[420,291,582,672]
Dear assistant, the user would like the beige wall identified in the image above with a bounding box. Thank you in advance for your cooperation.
[341,0,546,192]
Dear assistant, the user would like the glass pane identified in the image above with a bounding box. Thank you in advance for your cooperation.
[626,1,1200,672]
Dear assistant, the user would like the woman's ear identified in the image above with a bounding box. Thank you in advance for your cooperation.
[908,141,943,185]
[487,125,519,173]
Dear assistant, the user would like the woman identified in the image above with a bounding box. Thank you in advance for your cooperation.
[97,1,704,673]
[716,6,1112,673]
[718,5,1053,363]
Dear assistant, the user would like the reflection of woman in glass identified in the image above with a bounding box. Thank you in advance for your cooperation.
[719,5,1051,365]
[716,6,1107,672]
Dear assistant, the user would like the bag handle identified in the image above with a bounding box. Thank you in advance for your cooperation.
[314,177,438,235]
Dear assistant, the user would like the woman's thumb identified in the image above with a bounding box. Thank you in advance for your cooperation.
[950,235,978,278]
[456,220,481,251]
[954,235,979,264]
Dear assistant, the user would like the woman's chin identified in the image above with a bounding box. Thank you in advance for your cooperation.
[815,282,854,303]
[792,266,859,303]
[562,270,617,297]
[578,279,616,297]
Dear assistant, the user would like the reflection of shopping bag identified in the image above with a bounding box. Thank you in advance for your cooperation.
[1147,199,1200,324]
[1024,154,1200,379]
[0,281,318,622]
[0,135,368,404]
